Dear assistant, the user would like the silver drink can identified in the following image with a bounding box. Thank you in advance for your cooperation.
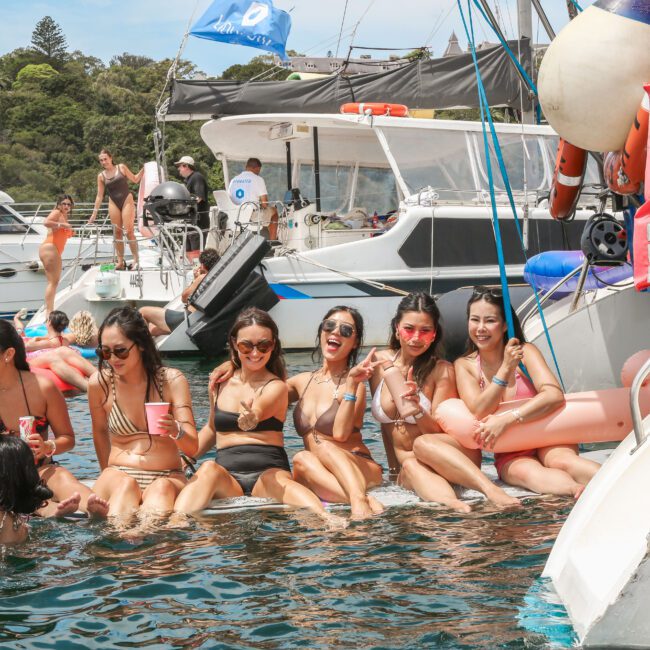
[18,416,35,442]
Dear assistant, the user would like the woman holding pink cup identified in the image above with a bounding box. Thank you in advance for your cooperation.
[88,307,198,516]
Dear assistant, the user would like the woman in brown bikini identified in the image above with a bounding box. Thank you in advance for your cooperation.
[89,149,143,270]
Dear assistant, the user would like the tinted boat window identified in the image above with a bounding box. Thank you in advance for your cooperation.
[0,205,31,234]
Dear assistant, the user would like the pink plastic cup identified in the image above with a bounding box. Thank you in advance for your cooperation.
[145,402,170,436]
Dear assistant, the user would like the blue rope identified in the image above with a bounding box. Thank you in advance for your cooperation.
[569,0,583,12]
[470,0,538,96]
[458,0,566,390]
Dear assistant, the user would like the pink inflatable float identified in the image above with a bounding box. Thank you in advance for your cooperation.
[31,367,80,394]
[436,351,650,453]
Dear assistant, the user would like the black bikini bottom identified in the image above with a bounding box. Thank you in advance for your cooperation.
[217,444,291,496]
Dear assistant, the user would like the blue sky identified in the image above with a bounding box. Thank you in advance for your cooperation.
[0,1,592,77]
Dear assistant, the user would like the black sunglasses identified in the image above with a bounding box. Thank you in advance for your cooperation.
[322,319,355,338]
[472,286,502,298]
[235,339,274,354]
[96,342,136,360]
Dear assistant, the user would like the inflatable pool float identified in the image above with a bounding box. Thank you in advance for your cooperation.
[31,366,81,394]
[24,325,96,359]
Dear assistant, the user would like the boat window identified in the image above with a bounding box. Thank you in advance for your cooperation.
[228,161,288,207]
[354,166,399,216]
[378,127,478,201]
[474,134,548,192]
[298,163,352,213]
[0,205,32,234]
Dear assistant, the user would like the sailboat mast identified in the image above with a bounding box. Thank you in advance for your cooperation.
[518,0,535,123]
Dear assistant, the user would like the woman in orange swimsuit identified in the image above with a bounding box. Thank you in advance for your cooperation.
[89,307,198,516]
[89,149,143,270]
[454,286,599,497]
[39,195,74,317]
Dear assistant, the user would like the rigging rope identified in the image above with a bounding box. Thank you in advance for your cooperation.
[335,0,351,58]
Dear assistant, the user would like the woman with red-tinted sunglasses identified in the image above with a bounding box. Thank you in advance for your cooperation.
[88,307,198,516]
[369,292,518,511]
[174,308,344,526]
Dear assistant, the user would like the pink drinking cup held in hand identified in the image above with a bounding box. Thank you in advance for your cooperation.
[145,402,170,436]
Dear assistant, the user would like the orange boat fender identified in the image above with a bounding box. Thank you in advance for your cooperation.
[604,92,650,195]
[340,102,409,117]
[435,385,650,454]
[31,366,80,394]
[549,138,588,221]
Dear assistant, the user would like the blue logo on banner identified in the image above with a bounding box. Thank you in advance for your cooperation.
[595,0,650,25]
[190,0,292,59]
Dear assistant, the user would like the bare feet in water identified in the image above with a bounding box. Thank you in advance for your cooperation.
[54,493,81,517]
[350,495,375,520]
[368,495,385,515]
[86,494,110,518]
[485,486,520,508]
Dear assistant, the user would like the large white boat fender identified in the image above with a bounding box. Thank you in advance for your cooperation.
[538,0,650,152]
[604,91,649,195]
[549,139,587,220]
[94,264,122,299]
[137,161,161,238]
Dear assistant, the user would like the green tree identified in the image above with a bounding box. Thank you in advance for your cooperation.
[31,16,68,61]
[12,63,59,89]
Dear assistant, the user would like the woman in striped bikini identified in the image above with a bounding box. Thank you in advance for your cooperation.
[88,307,198,516]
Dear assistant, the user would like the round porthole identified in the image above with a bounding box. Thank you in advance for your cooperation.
[0,268,17,278]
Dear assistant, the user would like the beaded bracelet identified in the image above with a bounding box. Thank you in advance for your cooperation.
[492,376,508,387]
[343,392,357,402]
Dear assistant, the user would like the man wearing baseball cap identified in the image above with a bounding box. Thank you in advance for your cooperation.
[175,155,209,251]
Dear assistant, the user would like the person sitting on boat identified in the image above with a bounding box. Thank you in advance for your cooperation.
[174,307,344,527]
[0,321,108,518]
[13,310,98,393]
[174,155,210,252]
[454,286,600,498]
[39,195,74,317]
[139,248,219,337]
[228,158,279,240]
[207,306,385,519]
[88,307,198,516]
[369,292,518,511]
[0,436,54,544]
[88,148,143,271]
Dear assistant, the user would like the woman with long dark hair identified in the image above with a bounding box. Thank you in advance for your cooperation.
[454,286,599,497]
[174,308,342,524]
[0,320,107,517]
[39,194,74,316]
[369,292,518,511]
[0,436,54,544]
[88,307,198,515]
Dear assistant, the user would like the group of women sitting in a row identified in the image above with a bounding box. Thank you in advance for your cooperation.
[0,288,601,542]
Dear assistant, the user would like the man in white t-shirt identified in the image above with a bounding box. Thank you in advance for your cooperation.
[228,158,278,240]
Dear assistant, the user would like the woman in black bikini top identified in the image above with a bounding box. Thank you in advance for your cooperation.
[0,320,108,518]
[173,308,344,527]
[88,148,143,271]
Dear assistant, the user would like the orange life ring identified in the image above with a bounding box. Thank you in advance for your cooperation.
[549,138,588,220]
[340,103,409,117]
[604,93,649,196]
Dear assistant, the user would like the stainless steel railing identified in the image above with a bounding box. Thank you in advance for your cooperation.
[630,358,650,453]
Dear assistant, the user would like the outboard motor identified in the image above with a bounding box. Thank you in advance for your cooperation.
[580,213,628,264]
[143,181,198,227]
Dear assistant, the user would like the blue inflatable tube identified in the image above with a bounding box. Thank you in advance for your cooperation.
[524,251,632,297]
[23,325,97,358]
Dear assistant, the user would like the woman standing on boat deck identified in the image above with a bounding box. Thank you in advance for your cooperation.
[88,149,143,270]
[88,307,198,515]
[0,321,108,518]
[174,308,342,525]
[369,292,518,511]
[454,286,599,497]
[39,195,74,317]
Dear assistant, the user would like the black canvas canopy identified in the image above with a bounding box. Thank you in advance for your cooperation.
[163,39,532,120]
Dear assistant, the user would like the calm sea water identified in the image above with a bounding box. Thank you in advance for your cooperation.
[0,354,577,649]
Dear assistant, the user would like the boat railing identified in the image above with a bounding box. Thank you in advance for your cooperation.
[630,358,650,453]
[518,264,584,328]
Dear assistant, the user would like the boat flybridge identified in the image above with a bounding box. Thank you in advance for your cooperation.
[0,193,116,319]
[155,111,605,354]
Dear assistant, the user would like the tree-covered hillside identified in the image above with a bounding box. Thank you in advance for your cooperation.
[0,16,288,202]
